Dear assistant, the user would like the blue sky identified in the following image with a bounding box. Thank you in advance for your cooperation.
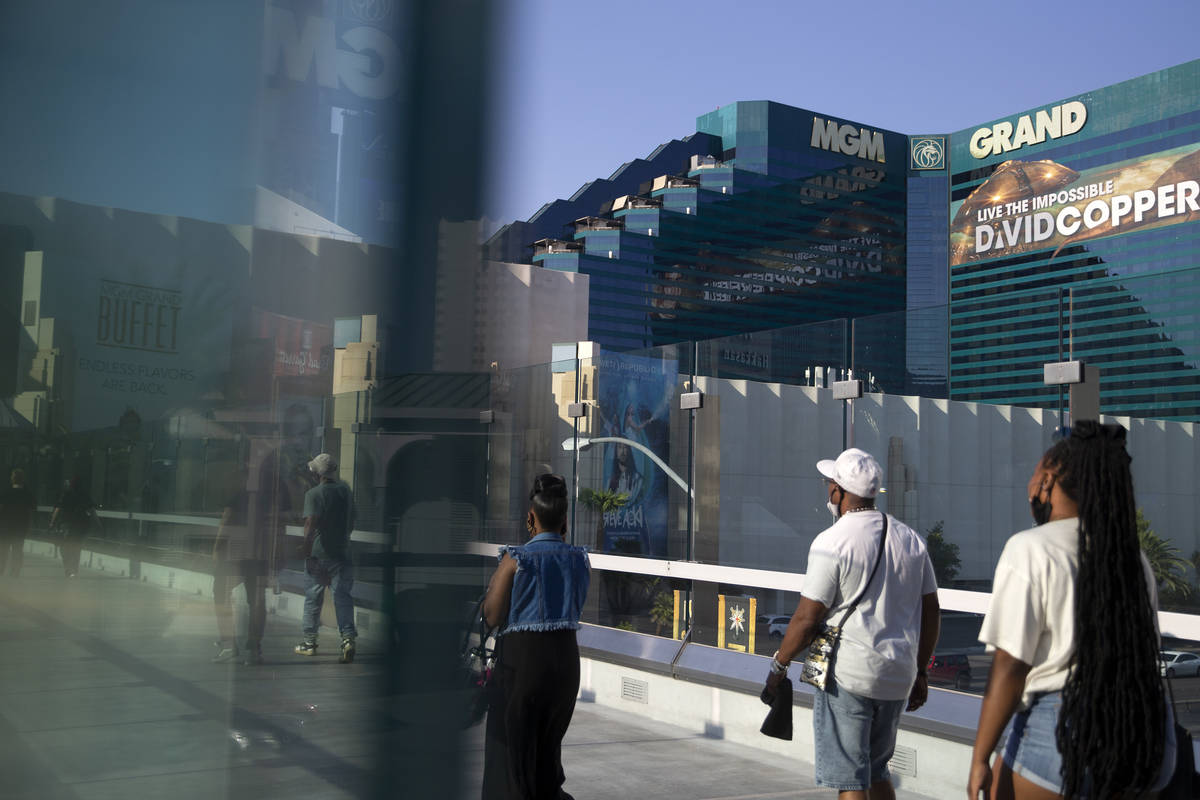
[483,0,1200,224]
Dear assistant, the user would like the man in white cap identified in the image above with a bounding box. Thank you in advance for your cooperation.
[294,453,358,663]
[767,448,940,800]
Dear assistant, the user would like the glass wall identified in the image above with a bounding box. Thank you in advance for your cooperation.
[0,1,496,797]
[452,294,1200,733]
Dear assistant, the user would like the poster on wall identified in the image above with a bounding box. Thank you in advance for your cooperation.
[593,351,677,557]
[950,143,1200,265]
[57,257,235,432]
[254,309,333,380]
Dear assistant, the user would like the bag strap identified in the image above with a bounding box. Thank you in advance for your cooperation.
[834,512,889,629]
[1165,669,1180,716]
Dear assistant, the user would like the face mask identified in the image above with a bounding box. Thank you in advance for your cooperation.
[826,485,842,520]
[1029,474,1055,525]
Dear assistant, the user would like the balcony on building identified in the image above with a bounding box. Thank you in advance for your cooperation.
[572,216,624,234]
[604,194,662,213]
[531,237,585,270]
[651,174,700,191]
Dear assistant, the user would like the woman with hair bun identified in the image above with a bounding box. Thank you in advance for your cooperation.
[969,421,1175,799]
[481,473,591,800]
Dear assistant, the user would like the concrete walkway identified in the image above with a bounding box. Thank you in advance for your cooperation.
[460,701,937,800]
[0,551,935,799]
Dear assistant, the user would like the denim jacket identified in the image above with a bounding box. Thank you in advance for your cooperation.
[500,532,591,634]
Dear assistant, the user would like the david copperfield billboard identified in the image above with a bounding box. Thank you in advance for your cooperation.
[950,143,1200,265]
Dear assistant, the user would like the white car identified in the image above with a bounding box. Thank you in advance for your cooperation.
[758,615,791,639]
[1160,650,1200,677]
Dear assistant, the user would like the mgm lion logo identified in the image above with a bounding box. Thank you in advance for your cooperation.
[910,137,945,170]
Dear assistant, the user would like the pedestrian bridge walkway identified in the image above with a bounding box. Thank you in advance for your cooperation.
[0,551,939,799]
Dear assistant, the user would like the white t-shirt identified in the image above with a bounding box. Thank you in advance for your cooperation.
[803,509,938,701]
[979,517,1159,710]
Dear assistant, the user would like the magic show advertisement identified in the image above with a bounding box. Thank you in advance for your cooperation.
[594,352,677,557]
[950,142,1200,266]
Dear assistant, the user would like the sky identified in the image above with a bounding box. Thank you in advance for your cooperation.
[482,0,1200,225]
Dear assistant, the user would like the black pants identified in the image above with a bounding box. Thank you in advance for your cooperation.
[0,534,24,576]
[482,629,580,800]
[213,561,268,648]
[61,532,85,576]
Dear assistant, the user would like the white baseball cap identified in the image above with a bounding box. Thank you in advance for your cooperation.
[308,453,337,477]
[816,448,882,498]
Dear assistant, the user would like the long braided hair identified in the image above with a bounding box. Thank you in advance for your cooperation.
[1045,421,1165,798]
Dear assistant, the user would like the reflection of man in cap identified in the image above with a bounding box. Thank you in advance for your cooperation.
[294,454,358,663]
[767,448,940,798]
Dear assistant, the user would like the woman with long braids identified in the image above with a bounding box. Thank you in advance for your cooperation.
[481,474,591,799]
[968,421,1176,799]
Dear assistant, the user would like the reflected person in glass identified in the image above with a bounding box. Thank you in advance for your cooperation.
[481,474,590,800]
[0,469,36,577]
[969,422,1175,799]
[293,453,357,663]
[210,465,269,665]
[50,476,95,578]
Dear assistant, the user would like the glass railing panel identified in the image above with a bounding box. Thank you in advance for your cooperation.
[569,342,693,562]
[479,359,577,549]
[690,320,848,573]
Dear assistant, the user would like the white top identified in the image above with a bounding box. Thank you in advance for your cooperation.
[803,510,938,701]
[978,517,1159,710]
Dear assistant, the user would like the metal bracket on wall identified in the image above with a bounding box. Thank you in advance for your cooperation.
[831,379,863,400]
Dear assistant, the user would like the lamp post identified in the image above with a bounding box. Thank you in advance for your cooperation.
[561,436,693,499]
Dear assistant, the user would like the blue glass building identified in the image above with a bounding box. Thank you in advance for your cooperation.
[946,60,1200,419]
[487,102,910,375]
[492,61,1200,419]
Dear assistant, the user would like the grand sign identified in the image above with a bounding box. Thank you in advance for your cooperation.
[969,101,1087,159]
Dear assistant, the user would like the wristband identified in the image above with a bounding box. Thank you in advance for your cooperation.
[770,651,788,675]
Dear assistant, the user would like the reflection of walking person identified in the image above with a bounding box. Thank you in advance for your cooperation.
[482,473,590,800]
[211,469,268,665]
[50,477,94,578]
[969,422,1175,799]
[294,454,357,663]
[0,469,36,577]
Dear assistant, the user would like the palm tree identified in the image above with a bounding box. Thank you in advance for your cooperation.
[1137,509,1192,598]
[578,488,628,552]
[649,581,675,636]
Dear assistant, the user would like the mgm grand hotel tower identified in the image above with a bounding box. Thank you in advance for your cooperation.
[488,59,1200,418]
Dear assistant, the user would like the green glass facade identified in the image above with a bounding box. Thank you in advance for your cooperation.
[947,60,1200,419]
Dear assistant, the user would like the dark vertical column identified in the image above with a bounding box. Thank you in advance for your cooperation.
[376,0,494,798]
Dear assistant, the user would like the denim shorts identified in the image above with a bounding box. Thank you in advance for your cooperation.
[812,681,906,791]
[1004,691,1176,795]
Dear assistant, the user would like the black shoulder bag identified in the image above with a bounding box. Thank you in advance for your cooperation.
[457,593,498,728]
[1160,673,1199,799]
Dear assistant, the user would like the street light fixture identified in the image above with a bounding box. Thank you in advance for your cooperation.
[562,436,693,498]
